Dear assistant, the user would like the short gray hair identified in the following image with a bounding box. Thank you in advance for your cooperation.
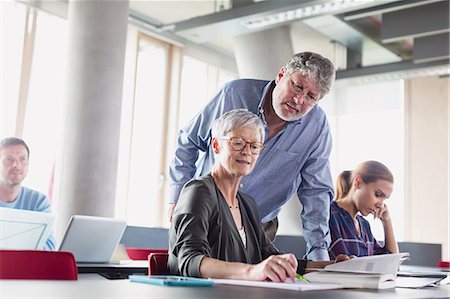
[284,52,335,99]
[211,109,265,142]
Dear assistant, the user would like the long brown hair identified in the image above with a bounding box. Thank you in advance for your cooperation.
[334,161,394,200]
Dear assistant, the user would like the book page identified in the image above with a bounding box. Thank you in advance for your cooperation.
[304,272,396,289]
[323,253,409,275]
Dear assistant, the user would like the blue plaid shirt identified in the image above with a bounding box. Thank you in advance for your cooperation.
[328,201,390,258]
[169,79,334,260]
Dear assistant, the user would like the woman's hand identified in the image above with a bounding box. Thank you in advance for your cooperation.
[306,254,356,271]
[335,254,356,262]
[376,204,391,222]
[168,203,176,223]
[247,254,298,282]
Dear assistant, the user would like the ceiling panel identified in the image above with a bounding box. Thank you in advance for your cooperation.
[22,0,450,78]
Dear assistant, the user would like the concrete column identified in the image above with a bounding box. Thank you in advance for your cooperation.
[55,0,128,237]
[234,26,298,235]
[233,26,293,80]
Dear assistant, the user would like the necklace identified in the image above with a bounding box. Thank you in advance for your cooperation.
[229,198,239,209]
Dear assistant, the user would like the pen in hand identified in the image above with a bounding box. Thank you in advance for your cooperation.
[296,273,309,283]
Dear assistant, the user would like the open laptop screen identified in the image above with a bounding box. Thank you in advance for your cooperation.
[59,215,126,263]
[0,207,54,250]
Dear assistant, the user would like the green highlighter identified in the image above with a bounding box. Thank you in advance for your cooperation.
[296,273,309,283]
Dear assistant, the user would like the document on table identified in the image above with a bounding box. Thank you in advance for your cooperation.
[396,272,449,288]
[211,278,342,291]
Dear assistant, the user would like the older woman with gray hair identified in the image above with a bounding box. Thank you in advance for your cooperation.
[168,109,349,282]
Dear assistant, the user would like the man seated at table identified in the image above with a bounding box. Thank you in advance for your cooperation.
[168,110,348,281]
[0,137,56,250]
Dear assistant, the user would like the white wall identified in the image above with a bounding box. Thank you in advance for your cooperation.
[404,76,450,260]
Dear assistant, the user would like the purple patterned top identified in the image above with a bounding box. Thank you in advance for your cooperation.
[328,201,390,259]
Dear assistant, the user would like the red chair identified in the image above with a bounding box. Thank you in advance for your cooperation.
[126,248,168,260]
[438,260,450,269]
[0,249,78,280]
[148,252,169,275]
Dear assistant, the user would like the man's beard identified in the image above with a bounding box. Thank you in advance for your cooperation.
[273,102,311,122]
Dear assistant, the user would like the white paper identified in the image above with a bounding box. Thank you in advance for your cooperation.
[212,278,342,291]
[396,276,448,288]
[0,207,54,249]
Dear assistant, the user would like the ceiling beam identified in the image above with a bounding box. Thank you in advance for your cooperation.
[171,0,388,43]
[414,32,450,63]
[381,0,450,43]
[172,0,324,43]
[342,0,437,21]
[336,58,449,79]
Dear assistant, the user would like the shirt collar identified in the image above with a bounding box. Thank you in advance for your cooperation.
[257,80,275,115]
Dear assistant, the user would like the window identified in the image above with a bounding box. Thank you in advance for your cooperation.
[178,55,237,126]
[22,9,67,199]
[0,2,27,137]
[325,79,405,241]
[1,3,67,200]
[118,35,169,226]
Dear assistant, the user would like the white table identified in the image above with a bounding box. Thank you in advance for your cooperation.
[1,273,449,299]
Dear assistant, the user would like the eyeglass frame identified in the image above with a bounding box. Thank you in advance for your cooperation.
[286,74,321,107]
[1,156,29,167]
[220,136,265,155]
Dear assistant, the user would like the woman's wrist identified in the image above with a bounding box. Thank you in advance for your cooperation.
[381,217,392,225]
[297,259,309,275]
[304,260,333,273]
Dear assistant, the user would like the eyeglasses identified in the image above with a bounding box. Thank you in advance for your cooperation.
[287,75,320,107]
[1,156,28,167]
[221,137,265,155]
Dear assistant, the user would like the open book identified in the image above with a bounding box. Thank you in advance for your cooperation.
[303,252,410,289]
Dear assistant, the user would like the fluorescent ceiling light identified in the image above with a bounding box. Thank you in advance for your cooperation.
[241,0,375,30]
[351,65,450,83]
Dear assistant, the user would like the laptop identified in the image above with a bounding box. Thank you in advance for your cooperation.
[0,207,54,250]
[58,215,126,263]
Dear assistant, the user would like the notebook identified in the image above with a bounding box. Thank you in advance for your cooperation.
[58,215,126,263]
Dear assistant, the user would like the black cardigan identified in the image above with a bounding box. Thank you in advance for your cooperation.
[168,174,308,277]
